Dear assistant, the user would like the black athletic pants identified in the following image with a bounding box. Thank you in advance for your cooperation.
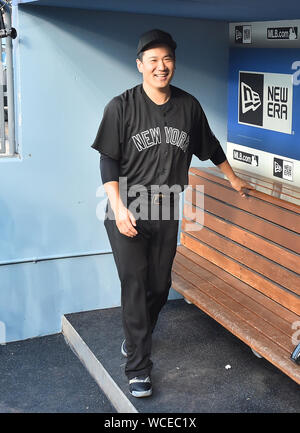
[104,196,179,380]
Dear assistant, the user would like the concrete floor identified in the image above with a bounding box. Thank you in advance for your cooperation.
[0,298,299,413]
[0,332,115,413]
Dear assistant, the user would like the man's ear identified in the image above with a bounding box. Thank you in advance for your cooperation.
[136,58,143,73]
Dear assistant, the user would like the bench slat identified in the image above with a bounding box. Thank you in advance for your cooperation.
[184,188,300,255]
[176,245,299,325]
[212,166,300,199]
[171,271,300,385]
[232,170,300,205]
[188,173,300,233]
[181,219,300,296]
[181,232,300,316]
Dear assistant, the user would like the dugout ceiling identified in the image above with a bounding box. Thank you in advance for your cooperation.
[15,0,300,22]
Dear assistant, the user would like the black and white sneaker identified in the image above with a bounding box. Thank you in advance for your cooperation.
[121,339,128,357]
[129,375,152,398]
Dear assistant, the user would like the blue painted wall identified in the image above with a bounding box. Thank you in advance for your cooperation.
[0,5,228,342]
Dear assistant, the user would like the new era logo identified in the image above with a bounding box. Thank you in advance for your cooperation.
[241,82,262,114]
[274,160,282,174]
[239,72,264,127]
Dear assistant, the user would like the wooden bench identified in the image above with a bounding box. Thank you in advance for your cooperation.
[172,166,300,385]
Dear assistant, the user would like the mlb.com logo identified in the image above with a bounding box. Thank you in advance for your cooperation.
[238,71,293,134]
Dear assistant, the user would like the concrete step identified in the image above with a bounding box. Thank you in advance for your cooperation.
[62,314,137,413]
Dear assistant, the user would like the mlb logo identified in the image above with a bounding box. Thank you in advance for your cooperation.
[239,72,264,126]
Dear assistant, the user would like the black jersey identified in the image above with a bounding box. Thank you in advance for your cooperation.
[91,84,220,191]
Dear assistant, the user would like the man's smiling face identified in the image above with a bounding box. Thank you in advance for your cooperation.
[136,44,175,91]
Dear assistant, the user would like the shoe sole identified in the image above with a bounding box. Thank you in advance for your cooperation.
[130,388,152,398]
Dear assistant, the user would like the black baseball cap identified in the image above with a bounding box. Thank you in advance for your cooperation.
[137,29,177,56]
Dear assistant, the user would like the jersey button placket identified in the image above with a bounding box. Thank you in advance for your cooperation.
[163,112,167,126]
[159,113,168,182]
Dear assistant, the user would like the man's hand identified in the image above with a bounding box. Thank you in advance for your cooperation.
[103,181,138,237]
[115,202,138,237]
[216,160,255,198]
[230,175,255,198]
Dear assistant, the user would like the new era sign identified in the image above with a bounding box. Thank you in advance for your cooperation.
[238,71,293,134]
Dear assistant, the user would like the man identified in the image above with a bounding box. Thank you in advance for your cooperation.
[91,29,253,398]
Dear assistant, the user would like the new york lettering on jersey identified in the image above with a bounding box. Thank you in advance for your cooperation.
[131,126,189,152]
